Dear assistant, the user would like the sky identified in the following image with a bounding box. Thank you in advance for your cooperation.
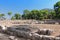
[0,0,60,15]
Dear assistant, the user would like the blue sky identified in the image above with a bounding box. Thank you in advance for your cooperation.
[0,0,59,15]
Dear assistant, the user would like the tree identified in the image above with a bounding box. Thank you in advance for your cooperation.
[40,9,56,19]
[8,12,12,19]
[49,11,56,19]
[31,10,40,20]
[14,13,21,20]
[0,14,6,20]
[1,14,5,17]
[22,9,30,19]
[54,1,60,18]
[8,12,12,16]
[23,10,41,20]
[40,9,49,19]
[11,16,15,20]
[0,14,5,17]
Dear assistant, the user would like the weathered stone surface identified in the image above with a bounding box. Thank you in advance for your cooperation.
[36,29,53,35]
[0,33,32,40]
[7,25,38,32]
[31,33,41,40]
[0,25,60,40]
[9,36,15,40]
[0,33,10,40]
[55,37,60,40]
[42,35,55,40]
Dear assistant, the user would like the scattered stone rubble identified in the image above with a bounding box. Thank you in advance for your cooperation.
[0,25,60,40]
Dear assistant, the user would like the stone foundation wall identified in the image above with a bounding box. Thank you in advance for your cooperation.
[0,24,60,40]
[5,29,60,40]
[3,27,59,40]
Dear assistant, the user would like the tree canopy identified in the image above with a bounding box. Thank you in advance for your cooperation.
[22,9,56,20]
[54,1,60,19]
[14,13,21,20]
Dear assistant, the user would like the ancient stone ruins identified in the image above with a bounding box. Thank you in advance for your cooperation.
[0,24,60,40]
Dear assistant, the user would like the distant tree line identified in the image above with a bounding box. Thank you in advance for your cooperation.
[22,9,56,20]
[0,1,60,20]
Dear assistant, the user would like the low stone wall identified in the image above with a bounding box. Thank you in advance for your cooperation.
[5,30,60,40]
